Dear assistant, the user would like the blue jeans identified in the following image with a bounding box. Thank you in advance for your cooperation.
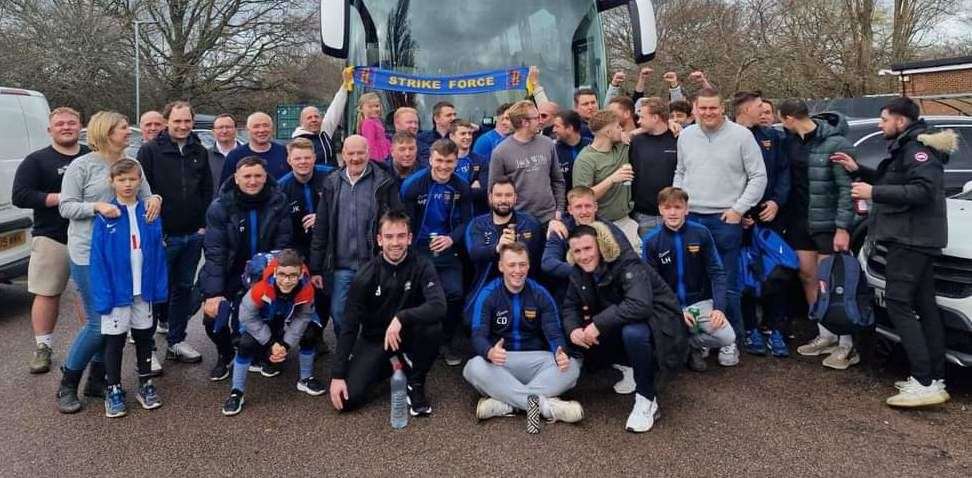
[689,213,744,340]
[164,232,204,346]
[329,268,357,339]
[64,261,104,372]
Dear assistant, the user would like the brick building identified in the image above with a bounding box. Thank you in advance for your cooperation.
[881,55,972,115]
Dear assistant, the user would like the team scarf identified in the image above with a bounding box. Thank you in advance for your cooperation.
[352,66,530,95]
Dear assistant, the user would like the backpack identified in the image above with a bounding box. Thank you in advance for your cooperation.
[242,251,281,291]
[808,253,875,335]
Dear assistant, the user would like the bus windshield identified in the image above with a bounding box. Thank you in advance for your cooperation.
[348,0,606,127]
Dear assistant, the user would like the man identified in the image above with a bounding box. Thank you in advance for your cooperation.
[831,97,953,407]
[528,67,594,140]
[290,68,352,167]
[12,107,90,373]
[759,99,777,127]
[137,100,213,365]
[221,249,325,416]
[464,178,544,304]
[450,119,489,215]
[572,109,640,250]
[488,100,567,231]
[669,100,694,127]
[673,88,767,363]
[629,97,678,237]
[777,99,856,369]
[220,112,289,183]
[552,110,591,192]
[563,224,683,433]
[731,91,791,357]
[538,101,560,138]
[139,111,166,143]
[209,114,240,193]
[607,96,638,133]
[472,102,513,161]
[463,242,582,424]
[379,132,419,186]
[400,139,472,366]
[278,139,336,342]
[309,136,401,342]
[199,156,293,380]
[418,101,457,145]
[392,107,431,166]
[329,211,446,415]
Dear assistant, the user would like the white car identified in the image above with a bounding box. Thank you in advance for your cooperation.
[0,87,50,281]
[860,183,972,367]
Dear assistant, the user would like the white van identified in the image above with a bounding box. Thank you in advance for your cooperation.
[0,87,51,281]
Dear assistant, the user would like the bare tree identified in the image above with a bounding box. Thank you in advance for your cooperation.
[891,0,959,63]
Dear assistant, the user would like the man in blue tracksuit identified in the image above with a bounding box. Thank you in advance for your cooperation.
[464,177,543,308]
[277,138,335,348]
[642,187,736,372]
[400,139,473,366]
[732,91,792,357]
[463,242,582,424]
[451,119,490,216]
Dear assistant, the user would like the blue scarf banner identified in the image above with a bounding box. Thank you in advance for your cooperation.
[353,67,529,95]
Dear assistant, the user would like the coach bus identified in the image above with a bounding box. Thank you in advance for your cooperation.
[319,0,657,128]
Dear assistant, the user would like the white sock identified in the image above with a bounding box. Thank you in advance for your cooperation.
[35,334,53,348]
[838,335,853,348]
[817,324,838,341]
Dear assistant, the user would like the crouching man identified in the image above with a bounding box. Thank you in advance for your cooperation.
[329,211,446,416]
[222,249,323,416]
[563,224,683,433]
[463,242,582,427]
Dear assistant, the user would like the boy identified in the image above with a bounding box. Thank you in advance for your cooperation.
[90,159,169,417]
[641,187,736,371]
[222,249,324,416]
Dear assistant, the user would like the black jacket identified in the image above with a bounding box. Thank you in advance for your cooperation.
[562,224,686,373]
[278,165,336,256]
[309,164,401,275]
[854,121,955,250]
[198,178,293,298]
[332,251,446,379]
[137,131,213,235]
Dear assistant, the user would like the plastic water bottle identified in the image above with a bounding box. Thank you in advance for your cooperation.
[390,356,409,429]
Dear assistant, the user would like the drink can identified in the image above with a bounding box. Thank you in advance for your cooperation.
[429,232,439,256]
[854,199,869,215]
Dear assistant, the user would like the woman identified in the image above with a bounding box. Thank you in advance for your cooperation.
[55,111,162,413]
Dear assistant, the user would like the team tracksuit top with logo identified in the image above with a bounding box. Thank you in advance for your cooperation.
[467,278,566,359]
[464,211,544,304]
[400,170,473,252]
[277,165,336,256]
[455,151,489,215]
[641,221,728,311]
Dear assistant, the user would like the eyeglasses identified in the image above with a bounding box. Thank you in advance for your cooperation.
[275,271,300,282]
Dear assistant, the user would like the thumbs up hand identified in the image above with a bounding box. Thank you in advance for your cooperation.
[488,338,507,365]
[555,345,570,372]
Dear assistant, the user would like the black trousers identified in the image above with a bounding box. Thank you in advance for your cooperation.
[342,322,442,411]
[884,245,946,385]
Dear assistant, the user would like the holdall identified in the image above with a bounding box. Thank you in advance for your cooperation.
[741,226,799,297]
[808,252,875,335]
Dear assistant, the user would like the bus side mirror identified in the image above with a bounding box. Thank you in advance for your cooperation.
[320,0,350,59]
[628,0,657,63]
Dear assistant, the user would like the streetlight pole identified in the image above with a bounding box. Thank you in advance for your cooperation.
[133,19,157,121]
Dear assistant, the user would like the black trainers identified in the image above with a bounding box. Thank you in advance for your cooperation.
[260,361,281,378]
[209,357,232,382]
[406,383,432,416]
[222,389,244,416]
[297,377,327,396]
[83,362,106,398]
[56,368,83,414]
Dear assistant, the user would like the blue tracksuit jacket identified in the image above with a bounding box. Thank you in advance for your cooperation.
[641,221,727,311]
[455,151,489,216]
[464,211,544,304]
[467,278,566,359]
[400,169,473,251]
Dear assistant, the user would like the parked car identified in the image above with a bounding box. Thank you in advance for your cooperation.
[79,126,143,159]
[0,87,50,281]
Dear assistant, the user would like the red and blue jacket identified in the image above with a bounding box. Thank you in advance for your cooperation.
[238,258,316,347]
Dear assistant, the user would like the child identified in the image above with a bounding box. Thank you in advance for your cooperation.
[356,92,392,162]
[641,187,736,372]
[222,249,324,416]
[89,159,169,418]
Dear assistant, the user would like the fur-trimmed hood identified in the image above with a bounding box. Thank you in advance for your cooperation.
[566,221,622,265]
[917,129,959,155]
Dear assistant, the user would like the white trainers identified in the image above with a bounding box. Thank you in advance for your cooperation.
[625,393,659,433]
[475,397,514,420]
[612,364,636,394]
[150,353,163,376]
[886,376,950,408]
[718,344,740,367]
[166,341,202,363]
[541,397,584,423]
[822,345,860,370]
[796,335,838,356]
[895,377,946,391]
